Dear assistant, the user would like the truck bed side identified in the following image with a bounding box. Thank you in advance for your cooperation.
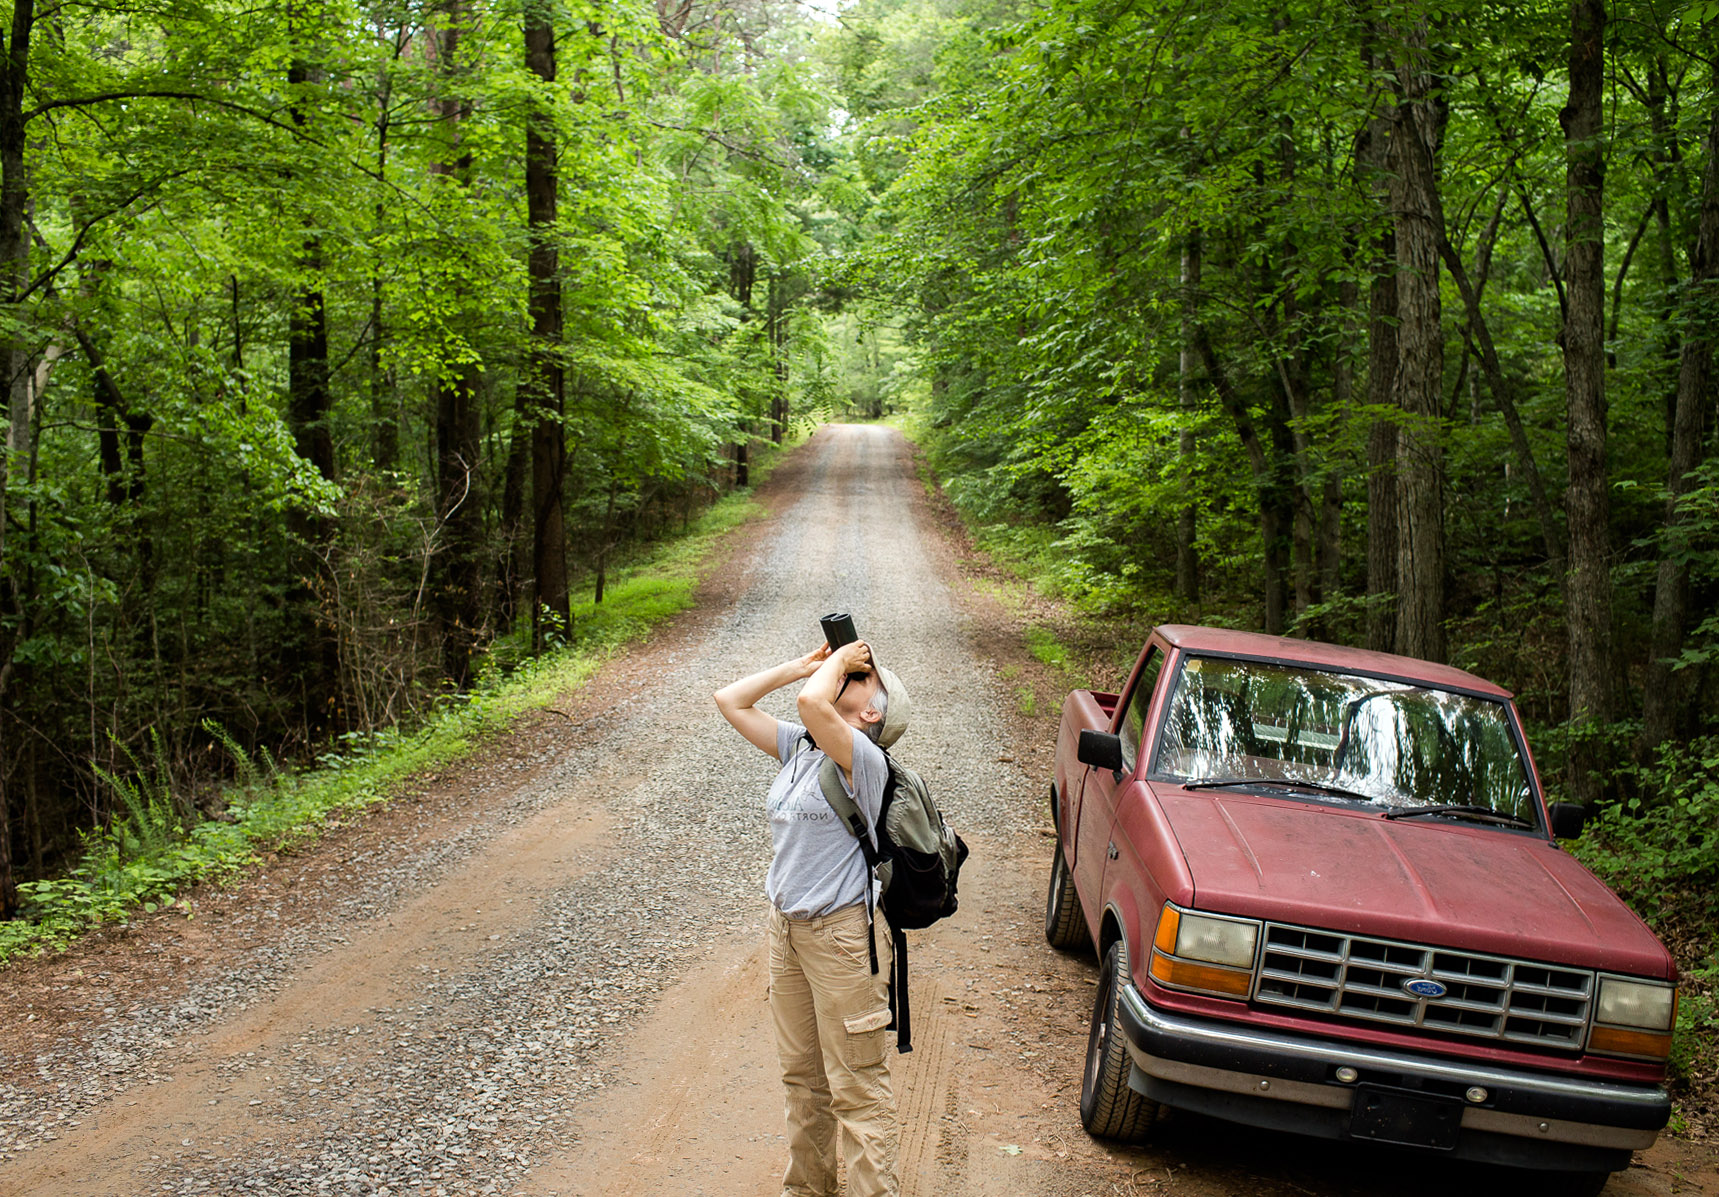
[1053,689,1117,829]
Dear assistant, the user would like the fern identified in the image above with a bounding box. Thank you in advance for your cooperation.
[93,729,187,864]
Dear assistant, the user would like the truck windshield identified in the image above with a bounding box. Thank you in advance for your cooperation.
[1152,656,1537,824]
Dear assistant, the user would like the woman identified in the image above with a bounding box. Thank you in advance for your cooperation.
[713,636,909,1197]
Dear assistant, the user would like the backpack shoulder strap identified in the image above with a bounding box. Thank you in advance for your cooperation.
[817,756,880,868]
[817,754,885,979]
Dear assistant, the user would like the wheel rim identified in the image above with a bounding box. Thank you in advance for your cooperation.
[1085,963,1111,1096]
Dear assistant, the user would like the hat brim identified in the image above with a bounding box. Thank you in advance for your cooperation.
[873,664,910,749]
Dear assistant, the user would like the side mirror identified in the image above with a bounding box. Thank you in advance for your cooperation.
[1078,730,1125,775]
[1548,802,1586,840]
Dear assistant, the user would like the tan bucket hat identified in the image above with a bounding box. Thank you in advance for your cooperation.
[872,664,910,749]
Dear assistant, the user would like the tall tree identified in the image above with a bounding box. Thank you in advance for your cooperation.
[1562,0,1611,802]
[429,3,485,689]
[1386,14,1446,663]
[1176,226,1200,604]
[1360,38,1399,655]
[524,0,569,650]
[0,0,37,917]
[286,2,339,729]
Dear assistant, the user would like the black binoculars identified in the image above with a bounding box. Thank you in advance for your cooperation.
[820,613,869,687]
[820,612,858,650]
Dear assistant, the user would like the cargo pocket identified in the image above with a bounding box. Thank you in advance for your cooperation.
[843,1007,892,1068]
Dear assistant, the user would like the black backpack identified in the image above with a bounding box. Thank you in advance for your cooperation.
[817,751,969,1052]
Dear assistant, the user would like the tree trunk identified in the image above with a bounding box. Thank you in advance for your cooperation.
[1362,86,1399,655]
[1436,233,1565,578]
[525,1,568,650]
[0,7,38,920]
[1273,112,1319,625]
[428,8,484,689]
[1176,228,1201,603]
[1322,269,1356,610]
[286,21,339,733]
[1644,57,1682,457]
[1387,18,1446,664]
[768,273,788,443]
[0,5,26,901]
[1638,60,1719,762]
[434,364,483,686]
[1561,0,1611,803]
[495,413,530,634]
[371,60,397,475]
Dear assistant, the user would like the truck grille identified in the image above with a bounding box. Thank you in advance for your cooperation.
[1254,923,1592,1049]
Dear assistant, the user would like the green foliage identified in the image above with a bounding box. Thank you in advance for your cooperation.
[0,0,857,901]
[0,467,770,965]
[1571,735,1719,1095]
[94,729,189,865]
[1025,626,1071,672]
[1668,959,1717,1094]
[1573,737,1719,924]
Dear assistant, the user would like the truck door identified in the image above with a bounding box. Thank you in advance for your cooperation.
[1073,647,1163,894]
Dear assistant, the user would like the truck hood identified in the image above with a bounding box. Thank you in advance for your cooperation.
[1156,788,1673,979]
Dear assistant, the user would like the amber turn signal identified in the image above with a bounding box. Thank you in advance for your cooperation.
[1153,906,1181,956]
[1149,950,1253,997]
[1587,1024,1674,1060]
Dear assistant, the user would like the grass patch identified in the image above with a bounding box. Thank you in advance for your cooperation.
[0,454,784,968]
[1026,625,1072,672]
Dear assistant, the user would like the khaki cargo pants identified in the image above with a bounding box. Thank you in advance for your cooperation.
[768,902,899,1197]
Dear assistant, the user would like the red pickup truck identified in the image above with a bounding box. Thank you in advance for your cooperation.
[1048,625,1675,1192]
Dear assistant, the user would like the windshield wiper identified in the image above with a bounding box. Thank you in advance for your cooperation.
[1181,777,1375,802]
[1268,779,1377,802]
[1382,804,1534,829]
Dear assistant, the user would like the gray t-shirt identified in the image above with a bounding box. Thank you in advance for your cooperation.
[765,721,888,918]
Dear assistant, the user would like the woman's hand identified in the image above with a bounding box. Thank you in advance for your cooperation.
[828,639,872,676]
[793,644,833,678]
[715,645,834,757]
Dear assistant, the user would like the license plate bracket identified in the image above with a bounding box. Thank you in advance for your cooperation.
[1348,1085,1463,1150]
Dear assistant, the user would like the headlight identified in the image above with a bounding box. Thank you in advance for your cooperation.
[1589,976,1677,1061]
[1596,977,1676,1030]
[1148,904,1259,998]
[1173,911,1259,968]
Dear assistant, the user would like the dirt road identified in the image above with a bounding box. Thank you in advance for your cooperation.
[2,426,1713,1197]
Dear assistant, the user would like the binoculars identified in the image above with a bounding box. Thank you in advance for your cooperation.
[820,613,869,686]
[820,612,858,651]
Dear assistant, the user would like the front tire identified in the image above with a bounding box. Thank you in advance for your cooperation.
[1079,939,1159,1141]
[1044,844,1087,950]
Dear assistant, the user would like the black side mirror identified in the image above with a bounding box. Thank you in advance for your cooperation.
[1548,802,1586,840]
[1078,730,1125,775]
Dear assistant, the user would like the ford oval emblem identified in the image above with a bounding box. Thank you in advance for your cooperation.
[1403,978,1448,999]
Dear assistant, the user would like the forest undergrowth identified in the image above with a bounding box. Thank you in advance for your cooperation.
[0,443,795,967]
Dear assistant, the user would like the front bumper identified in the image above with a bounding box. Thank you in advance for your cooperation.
[1119,984,1671,1173]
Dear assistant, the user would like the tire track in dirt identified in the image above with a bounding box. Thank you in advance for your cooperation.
[511,930,781,1197]
[894,942,958,1189]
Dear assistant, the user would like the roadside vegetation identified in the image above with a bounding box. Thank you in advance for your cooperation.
[0,455,786,965]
